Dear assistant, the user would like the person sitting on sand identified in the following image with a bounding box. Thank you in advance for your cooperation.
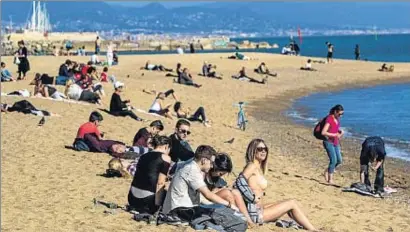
[58,59,74,79]
[235,52,250,60]
[378,63,394,72]
[254,62,277,77]
[141,60,173,72]
[235,139,316,230]
[360,136,387,194]
[162,145,240,218]
[300,59,317,71]
[100,67,109,82]
[34,79,67,100]
[1,100,59,117]
[65,79,102,105]
[128,135,172,214]
[169,119,195,162]
[232,67,267,84]
[77,67,105,97]
[174,101,211,127]
[1,62,15,82]
[110,81,144,121]
[81,61,93,76]
[177,68,202,88]
[90,52,101,65]
[133,120,164,147]
[148,92,175,119]
[200,153,255,226]
[202,62,223,79]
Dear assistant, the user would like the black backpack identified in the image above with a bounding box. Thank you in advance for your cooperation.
[313,116,328,140]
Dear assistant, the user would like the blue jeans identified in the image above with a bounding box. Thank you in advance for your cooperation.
[323,141,342,173]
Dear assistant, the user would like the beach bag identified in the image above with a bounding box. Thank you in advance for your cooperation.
[313,116,328,140]
[14,57,20,65]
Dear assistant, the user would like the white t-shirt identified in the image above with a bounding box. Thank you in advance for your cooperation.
[66,84,83,100]
[162,160,206,214]
[306,62,312,69]
[91,54,99,63]
[147,64,156,70]
[149,99,161,111]
[176,47,184,54]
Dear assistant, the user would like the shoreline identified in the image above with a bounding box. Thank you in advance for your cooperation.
[2,53,410,232]
[249,75,410,197]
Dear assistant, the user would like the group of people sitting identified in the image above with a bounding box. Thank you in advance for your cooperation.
[71,111,317,230]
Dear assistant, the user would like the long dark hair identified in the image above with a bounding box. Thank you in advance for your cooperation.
[329,104,344,115]
[211,153,233,173]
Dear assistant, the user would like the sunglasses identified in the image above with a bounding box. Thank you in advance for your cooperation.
[178,129,191,135]
[256,147,268,152]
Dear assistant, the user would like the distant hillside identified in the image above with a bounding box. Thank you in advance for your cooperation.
[1,2,409,33]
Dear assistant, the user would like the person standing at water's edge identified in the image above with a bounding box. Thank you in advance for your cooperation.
[321,104,344,184]
[354,44,360,60]
[325,42,334,64]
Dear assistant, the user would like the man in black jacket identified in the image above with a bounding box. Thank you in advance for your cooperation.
[360,136,387,193]
[109,81,143,121]
[169,119,194,162]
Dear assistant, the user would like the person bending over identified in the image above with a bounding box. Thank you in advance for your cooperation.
[109,81,144,121]
[360,136,386,194]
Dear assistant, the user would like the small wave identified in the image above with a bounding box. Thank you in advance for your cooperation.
[286,110,318,122]
[385,145,410,161]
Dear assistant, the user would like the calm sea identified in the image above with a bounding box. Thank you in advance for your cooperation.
[287,83,410,161]
[112,34,410,63]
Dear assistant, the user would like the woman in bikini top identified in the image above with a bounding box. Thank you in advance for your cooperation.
[241,139,316,230]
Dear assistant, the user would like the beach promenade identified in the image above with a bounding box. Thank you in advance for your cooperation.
[1,53,410,232]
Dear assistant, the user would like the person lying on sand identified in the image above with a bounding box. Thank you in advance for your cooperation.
[235,139,316,230]
[174,101,211,127]
[254,62,277,77]
[142,88,178,101]
[133,120,164,147]
[127,135,172,214]
[232,67,267,84]
[148,92,175,119]
[227,52,257,61]
[65,79,102,105]
[378,63,394,72]
[300,59,317,71]
[34,79,67,100]
[1,100,60,117]
[110,81,144,121]
[141,60,173,72]
[175,68,202,88]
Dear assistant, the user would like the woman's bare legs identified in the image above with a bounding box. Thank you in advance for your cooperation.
[262,199,315,231]
[216,189,254,225]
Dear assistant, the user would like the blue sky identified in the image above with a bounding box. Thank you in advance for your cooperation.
[106,1,211,8]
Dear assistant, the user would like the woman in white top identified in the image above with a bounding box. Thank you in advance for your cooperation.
[148,92,173,119]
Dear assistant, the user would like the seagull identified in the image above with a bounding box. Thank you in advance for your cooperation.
[38,117,45,126]
[224,138,235,144]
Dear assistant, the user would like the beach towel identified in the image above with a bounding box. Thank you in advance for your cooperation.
[342,182,382,198]
[1,92,91,106]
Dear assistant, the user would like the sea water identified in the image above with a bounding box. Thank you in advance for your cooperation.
[287,83,410,161]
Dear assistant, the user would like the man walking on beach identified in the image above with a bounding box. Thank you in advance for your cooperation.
[325,42,334,63]
[360,136,386,194]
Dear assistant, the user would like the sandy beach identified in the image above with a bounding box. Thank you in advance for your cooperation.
[1,53,410,232]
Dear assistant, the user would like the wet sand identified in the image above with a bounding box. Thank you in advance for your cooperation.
[1,53,410,232]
